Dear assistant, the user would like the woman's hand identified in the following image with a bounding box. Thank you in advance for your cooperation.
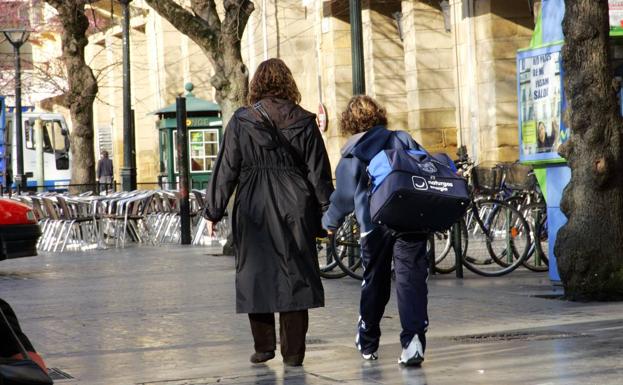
[207,220,218,237]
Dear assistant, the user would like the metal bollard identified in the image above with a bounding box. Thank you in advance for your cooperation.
[176,96,191,245]
[453,221,464,279]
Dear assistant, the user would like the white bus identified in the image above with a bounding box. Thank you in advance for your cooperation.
[1,109,71,190]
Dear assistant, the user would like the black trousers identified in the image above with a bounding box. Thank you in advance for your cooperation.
[248,310,308,364]
[356,227,429,355]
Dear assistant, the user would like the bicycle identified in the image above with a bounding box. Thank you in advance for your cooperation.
[332,213,363,280]
[316,235,347,279]
[447,153,532,277]
[332,213,459,279]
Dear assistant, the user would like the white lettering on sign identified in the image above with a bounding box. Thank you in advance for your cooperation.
[428,180,454,192]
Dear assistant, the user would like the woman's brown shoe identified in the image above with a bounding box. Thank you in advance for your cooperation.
[250,351,275,364]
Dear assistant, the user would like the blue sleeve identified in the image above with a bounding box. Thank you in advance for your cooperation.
[321,157,359,231]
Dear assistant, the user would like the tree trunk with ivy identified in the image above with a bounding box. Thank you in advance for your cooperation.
[555,0,623,300]
[45,0,98,193]
[143,0,254,125]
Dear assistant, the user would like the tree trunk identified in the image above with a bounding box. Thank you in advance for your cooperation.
[143,0,254,125]
[46,0,98,193]
[555,0,623,300]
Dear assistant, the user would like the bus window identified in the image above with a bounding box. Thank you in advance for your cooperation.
[42,123,53,153]
[25,120,34,149]
[48,121,68,153]
[45,121,69,170]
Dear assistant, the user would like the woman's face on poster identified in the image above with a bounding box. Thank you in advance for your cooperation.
[538,122,546,144]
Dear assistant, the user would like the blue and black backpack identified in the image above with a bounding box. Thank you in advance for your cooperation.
[367,145,469,233]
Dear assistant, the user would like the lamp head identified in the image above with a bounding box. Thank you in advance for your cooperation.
[2,29,30,47]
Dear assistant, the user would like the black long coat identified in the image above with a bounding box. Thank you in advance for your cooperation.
[204,98,334,314]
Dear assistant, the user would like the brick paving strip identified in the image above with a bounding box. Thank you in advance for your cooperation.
[1,246,622,384]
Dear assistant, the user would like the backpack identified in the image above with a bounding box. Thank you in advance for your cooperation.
[367,147,469,233]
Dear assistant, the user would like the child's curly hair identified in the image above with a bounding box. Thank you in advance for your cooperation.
[248,58,301,105]
[339,95,388,136]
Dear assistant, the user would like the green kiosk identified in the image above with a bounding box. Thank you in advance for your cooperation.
[154,83,222,190]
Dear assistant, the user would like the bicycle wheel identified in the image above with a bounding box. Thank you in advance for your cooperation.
[521,203,549,272]
[432,226,466,274]
[463,199,531,276]
[316,236,347,279]
[333,214,363,280]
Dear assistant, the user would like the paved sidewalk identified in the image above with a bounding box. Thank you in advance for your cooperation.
[1,246,622,384]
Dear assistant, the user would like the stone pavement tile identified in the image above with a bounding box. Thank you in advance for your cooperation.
[1,246,623,384]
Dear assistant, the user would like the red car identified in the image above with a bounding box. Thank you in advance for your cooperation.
[0,198,41,260]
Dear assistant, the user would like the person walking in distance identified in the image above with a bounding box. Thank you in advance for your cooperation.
[203,58,334,366]
[97,150,113,192]
[322,95,430,366]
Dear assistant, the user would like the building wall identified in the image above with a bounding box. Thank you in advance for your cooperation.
[363,0,409,132]
[452,0,534,164]
[87,2,219,185]
[402,0,458,155]
[76,0,536,184]
[318,0,354,163]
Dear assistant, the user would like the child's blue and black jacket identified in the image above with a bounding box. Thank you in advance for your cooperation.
[321,125,421,234]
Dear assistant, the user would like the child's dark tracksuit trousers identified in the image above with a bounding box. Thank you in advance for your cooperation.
[356,227,429,354]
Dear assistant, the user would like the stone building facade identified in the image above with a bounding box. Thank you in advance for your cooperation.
[28,0,537,183]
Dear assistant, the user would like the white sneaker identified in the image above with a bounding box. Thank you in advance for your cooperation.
[355,332,378,360]
[398,334,424,366]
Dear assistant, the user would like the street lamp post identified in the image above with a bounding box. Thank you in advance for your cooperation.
[2,29,30,193]
[349,0,365,95]
[119,0,136,191]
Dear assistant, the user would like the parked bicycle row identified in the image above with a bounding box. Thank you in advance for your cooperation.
[316,154,548,280]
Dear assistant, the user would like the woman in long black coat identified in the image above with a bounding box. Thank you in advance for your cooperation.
[204,59,334,366]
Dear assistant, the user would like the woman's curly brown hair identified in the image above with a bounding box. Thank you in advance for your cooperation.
[339,95,388,136]
[248,58,301,105]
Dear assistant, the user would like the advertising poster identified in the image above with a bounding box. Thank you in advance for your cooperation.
[517,44,568,163]
[610,0,623,35]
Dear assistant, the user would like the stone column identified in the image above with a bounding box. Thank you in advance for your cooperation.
[453,0,534,163]
[402,0,458,154]
[362,0,408,132]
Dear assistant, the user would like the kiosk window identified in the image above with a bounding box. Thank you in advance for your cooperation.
[189,129,219,173]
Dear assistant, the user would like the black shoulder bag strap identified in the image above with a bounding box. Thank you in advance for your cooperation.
[0,305,53,385]
[253,102,309,178]
[0,307,31,361]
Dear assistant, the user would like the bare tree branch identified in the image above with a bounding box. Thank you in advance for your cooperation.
[143,0,218,52]
[223,0,254,42]
[190,0,221,29]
